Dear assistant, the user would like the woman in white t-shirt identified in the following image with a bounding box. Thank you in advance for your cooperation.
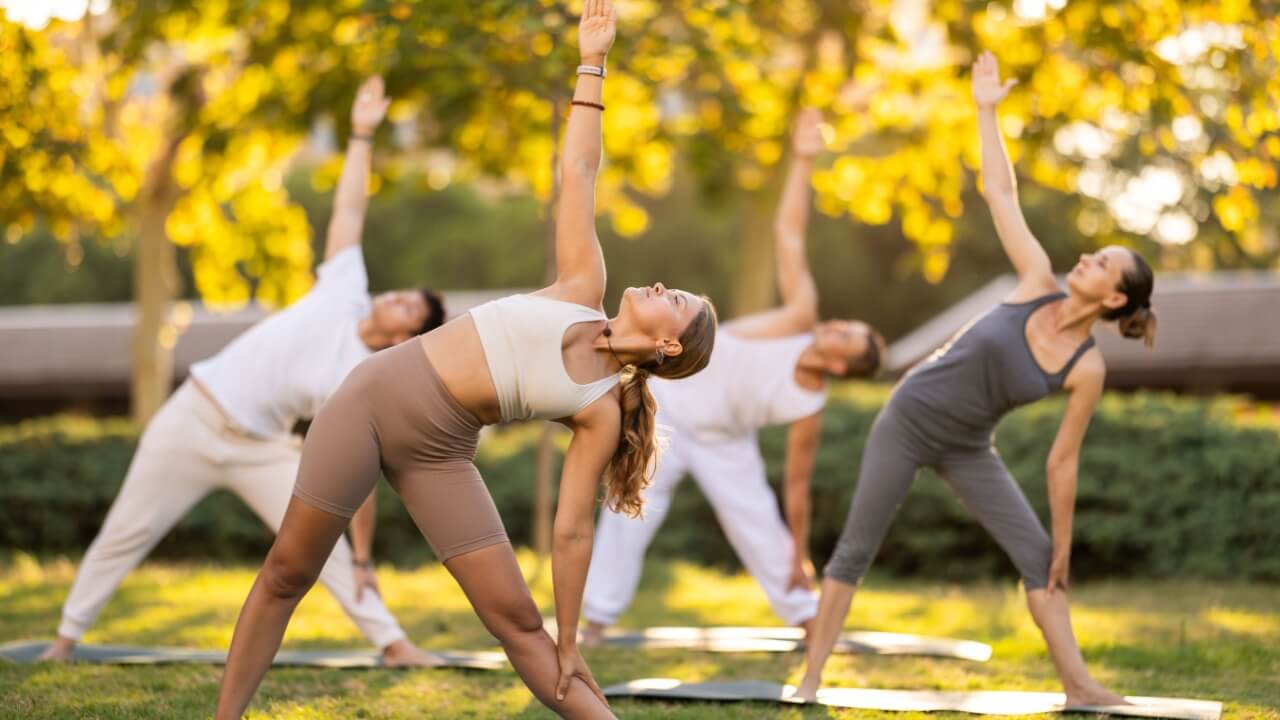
[38,77,446,667]
[216,4,718,718]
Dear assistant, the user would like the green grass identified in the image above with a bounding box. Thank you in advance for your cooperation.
[0,552,1277,719]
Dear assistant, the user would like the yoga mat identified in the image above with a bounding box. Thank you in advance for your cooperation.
[0,641,507,670]
[583,625,992,661]
[602,679,1222,720]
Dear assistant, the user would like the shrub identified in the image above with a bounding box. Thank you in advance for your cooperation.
[2,387,1277,581]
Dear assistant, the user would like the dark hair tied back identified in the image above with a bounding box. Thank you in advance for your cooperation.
[1101,249,1157,348]
[417,288,447,336]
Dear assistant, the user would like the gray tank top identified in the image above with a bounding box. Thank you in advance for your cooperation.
[892,291,1095,439]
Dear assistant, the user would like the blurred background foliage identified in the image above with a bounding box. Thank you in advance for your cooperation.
[4,386,1277,581]
[2,0,1277,309]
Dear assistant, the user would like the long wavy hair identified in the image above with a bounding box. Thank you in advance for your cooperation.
[603,297,718,517]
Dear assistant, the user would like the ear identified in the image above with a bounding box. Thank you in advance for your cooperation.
[1102,291,1128,311]
[657,338,684,358]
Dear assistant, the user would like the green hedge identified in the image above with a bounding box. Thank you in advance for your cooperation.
[2,387,1278,581]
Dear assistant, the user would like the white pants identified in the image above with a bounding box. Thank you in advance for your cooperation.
[57,382,407,649]
[584,425,818,626]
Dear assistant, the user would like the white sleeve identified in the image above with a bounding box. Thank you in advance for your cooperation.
[313,246,369,302]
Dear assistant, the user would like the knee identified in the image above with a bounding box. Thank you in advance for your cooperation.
[823,549,869,587]
[824,531,875,585]
[1017,533,1053,594]
[88,520,158,558]
[482,598,544,643]
[259,551,318,602]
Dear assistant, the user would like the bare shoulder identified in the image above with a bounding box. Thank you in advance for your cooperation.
[1065,347,1106,393]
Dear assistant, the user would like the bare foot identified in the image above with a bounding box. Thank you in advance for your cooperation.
[788,681,819,703]
[35,637,76,662]
[581,621,607,649]
[1064,681,1128,708]
[381,640,447,668]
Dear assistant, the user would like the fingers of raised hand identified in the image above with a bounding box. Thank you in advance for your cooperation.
[359,76,384,101]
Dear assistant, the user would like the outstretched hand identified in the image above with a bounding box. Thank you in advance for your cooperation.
[792,108,826,159]
[578,0,617,63]
[351,76,391,136]
[971,50,1017,108]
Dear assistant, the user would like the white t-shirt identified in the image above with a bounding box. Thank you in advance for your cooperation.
[650,330,828,443]
[189,247,374,439]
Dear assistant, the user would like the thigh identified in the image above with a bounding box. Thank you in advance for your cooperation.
[687,435,774,516]
[98,392,223,537]
[292,384,382,518]
[391,462,508,563]
[938,448,1052,587]
[842,412,925,532]
[225,444,302,532]
[824,410,925,583]
[638,427,691,514]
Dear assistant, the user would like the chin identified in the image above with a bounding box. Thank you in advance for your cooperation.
[1064,274,1085,296]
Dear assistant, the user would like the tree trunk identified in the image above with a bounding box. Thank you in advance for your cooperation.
[533,99,564,559]
[130,139,181,424]
[730,182,783,316]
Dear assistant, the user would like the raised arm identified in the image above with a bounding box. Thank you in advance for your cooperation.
[546,0,616,309]
[972,51,1057,298]
[549,401,620,705]
[323,77,391,262]
[725,109,823,338]
[1043,351,1104,595]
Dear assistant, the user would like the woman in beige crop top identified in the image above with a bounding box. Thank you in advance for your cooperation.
[216,3,717,719]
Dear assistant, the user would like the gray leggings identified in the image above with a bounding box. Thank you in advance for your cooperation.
[825,403,1052,589]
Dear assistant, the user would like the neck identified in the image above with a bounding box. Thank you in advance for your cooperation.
[356,316,392,351]
[1054,293,1103,336]
[594,317,652,371]
[796,343,827,373]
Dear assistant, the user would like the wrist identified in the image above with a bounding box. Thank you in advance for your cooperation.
[352,557,371,568]
[579,53,607,66]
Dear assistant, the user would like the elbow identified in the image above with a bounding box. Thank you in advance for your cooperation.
[1045,454,1075,481]
[981,183,1016,204]
[783,471,812,496]
[562,157,600,181]
[794,304,818,328]
[552,521,594,548]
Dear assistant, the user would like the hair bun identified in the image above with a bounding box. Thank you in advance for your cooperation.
[1118,305,1157,349]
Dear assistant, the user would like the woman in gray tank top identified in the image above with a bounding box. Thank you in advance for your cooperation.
[793,51,1158,706]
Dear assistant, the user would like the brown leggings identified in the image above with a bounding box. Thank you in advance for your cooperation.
[292,338,508,561]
